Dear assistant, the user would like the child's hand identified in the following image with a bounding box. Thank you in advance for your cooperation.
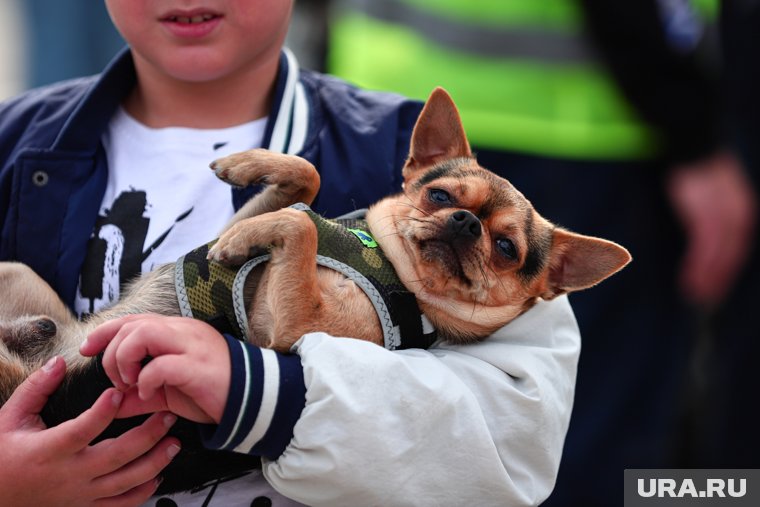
[0,356,179,507]
[81,315,231,425]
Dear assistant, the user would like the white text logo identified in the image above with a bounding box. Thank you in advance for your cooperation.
[637,478,747,499]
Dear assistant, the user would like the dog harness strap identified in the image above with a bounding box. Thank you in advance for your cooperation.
[175,205,438,350]
[297,204,437,350]
[175,241,249,339]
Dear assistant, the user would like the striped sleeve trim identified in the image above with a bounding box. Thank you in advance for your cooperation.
[200,335,306,459]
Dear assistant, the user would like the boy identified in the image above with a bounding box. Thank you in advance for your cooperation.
[0,2,581,505]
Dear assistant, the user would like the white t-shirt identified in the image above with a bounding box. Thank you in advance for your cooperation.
[75,109,304,505]
[74,107,266,317]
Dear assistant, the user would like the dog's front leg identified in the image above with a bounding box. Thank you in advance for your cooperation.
[208,208,323,352]
[211,149,321,232]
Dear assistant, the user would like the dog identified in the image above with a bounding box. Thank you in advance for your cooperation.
[0,88,630,493]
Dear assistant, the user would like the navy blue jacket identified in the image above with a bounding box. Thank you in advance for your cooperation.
[0,48,423,309]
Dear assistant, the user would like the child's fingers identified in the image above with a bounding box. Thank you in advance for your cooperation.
[84,315,150,391]
[92,436,179,503]
[134,355,192,402]
[111,322,188,387]
[98,316,182,390]
[108,435,180,487]
[100,331,132,392]
[46,387,123,453]
[0,356,66,427]
[114,387,170,419]
[137,355,224,423]
[89,411,178,475]
[80,315,146,356]
[94,476,163,507]
[89,415,181,502]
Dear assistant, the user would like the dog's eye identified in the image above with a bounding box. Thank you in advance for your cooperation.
[428,188,452,204]
[496,238,517,260]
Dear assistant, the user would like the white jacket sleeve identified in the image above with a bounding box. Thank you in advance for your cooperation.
[262,296,581,507]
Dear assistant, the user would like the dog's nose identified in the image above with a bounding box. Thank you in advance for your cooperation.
[447,210,482,240]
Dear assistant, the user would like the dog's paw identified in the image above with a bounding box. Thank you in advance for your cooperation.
[208,230,270,266]
[207,241,246,266]
[209,149,272,188]
[209,161,257,189]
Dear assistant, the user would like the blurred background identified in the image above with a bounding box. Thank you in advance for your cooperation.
[0,0,26,100]
[2,1,757,506]
[0,0,125,98]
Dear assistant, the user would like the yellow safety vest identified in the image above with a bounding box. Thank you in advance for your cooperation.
[328,0,713,160]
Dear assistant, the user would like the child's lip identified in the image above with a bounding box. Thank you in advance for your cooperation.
[159,8,223,23]
[159,9,224,38]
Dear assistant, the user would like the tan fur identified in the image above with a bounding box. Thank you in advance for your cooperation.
[212,149,321,233]
[216,208,382,348]
[0,263,180,377]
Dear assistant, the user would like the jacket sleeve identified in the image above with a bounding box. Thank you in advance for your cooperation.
[200,335,306,459]
[579,0,721,165]
[262,295,580,507]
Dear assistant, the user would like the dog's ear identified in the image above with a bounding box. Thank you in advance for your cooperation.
[403,87,472,184]
[541,229,631,300]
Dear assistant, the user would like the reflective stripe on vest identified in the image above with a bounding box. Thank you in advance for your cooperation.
[328,0,660,160]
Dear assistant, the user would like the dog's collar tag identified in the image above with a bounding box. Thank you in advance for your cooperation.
[347,227,378,248]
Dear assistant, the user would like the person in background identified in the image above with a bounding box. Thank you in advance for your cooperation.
[686,0,760,469]
[326,0,757,505]
[0,1,581,505]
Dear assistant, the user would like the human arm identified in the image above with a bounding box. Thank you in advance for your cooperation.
[0,355,180,507]
[81,314,306,459]
[579,1,759,306]
[84,299,578,506]
[259,296,579,507]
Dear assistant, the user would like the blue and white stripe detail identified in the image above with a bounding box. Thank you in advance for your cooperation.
[267,48,309,156]
[201,335,306,459]
[232,346,280,452]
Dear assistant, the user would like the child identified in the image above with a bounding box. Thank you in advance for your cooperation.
[0,1,581,505]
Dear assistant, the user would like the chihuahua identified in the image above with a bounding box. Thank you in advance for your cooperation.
[0,88,630,492]
[204,87,631,350]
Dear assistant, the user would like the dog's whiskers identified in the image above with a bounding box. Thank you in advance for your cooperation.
[487,263,510,299]
[398,198,432,217]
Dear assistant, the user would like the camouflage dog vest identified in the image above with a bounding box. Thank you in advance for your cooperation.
[174,204,437,350]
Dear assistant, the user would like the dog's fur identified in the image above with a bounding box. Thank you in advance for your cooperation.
[0,88,630,493]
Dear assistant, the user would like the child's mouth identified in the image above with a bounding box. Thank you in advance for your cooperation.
[165,13,219,24]
[160,11,223,38]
